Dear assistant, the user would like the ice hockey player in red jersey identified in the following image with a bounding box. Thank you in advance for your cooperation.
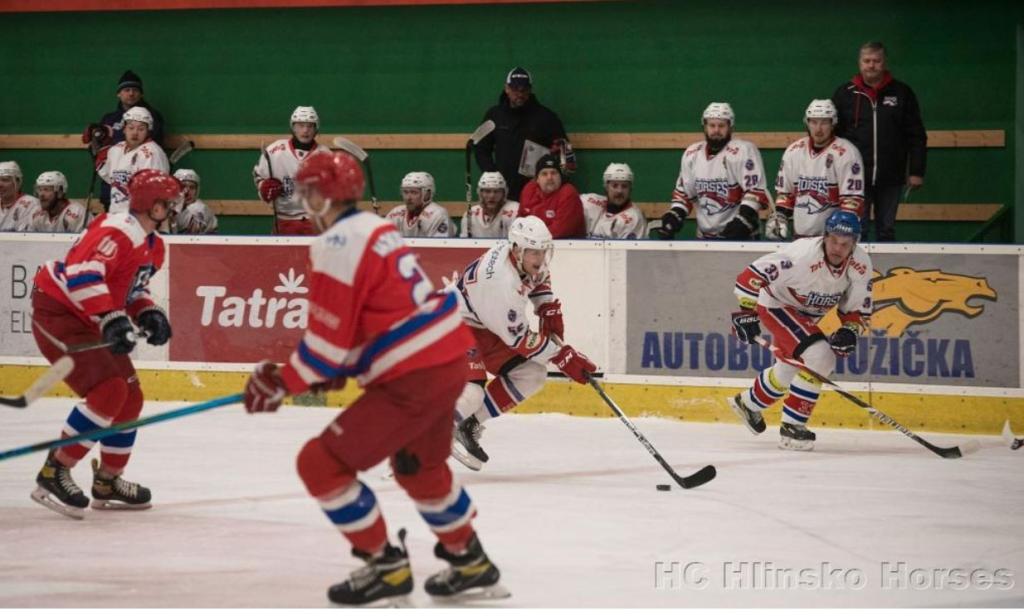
[729,210,872,451]
[29,168,179,519]
[242,150,507,606]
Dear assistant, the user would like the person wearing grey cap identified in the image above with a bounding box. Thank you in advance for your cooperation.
[82,70,166,207]
[473,67,570,200]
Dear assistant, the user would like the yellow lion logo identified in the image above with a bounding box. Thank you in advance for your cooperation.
[869,267,997,336]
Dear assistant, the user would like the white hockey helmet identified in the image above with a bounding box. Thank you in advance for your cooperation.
[602,162,634,184]
[508,215,554,279]
[702,102,735,126]
[0,161,23,186]
[290,106,320,130]
[804,99,838,126]
[401,171,435,201]
[122,106,153,129]
[477,171,507,192]
[35,171,68,196]
[173,168,201,187]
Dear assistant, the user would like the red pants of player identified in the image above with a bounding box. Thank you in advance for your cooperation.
[31,289,144,475]
[461,327,547,418]
[274,217,316,236]
[296,358,475,554]
[757,304,827,360]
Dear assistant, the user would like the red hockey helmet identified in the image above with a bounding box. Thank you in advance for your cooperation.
[295,150,365,203]
[128,169,182,213]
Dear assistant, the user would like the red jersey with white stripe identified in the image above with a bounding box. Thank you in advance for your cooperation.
[774,136,864,237]
[734,237,872,328]
[280,208,472,394]
[34,213,164,326]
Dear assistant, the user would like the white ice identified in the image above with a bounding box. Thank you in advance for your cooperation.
[1,398,1021,608]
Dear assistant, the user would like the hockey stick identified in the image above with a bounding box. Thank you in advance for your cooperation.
[261,144,280,235]
[586,375,717,489]
[465,120,496,205]
[0,393,243,462]
[169,139,195,167]
[753,336,979,459]
[332,136,378,215]
[0,356,74,409]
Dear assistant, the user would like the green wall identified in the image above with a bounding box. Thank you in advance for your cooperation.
[2,0,1021,240]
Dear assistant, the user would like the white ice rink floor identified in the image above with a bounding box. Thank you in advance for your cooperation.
[1,398,1021,608]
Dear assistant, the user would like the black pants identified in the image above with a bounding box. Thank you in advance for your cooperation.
[861,183,903,242]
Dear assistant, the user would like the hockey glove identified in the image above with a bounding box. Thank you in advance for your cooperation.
[310,375,347,394]
[764,210,791,241]
[829,325,859,357]
[731,309,761,344]
[100,311,137,355]
[258,178,284,202]
[244,360,286,413]
[552,345,597,384]
[655,207,686,240]
[537,300,565,340]
[136,307,172,346]
[721,205,760,240]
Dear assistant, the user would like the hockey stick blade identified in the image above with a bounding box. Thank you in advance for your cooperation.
[169,139,195,165]
[672,464,717,489]
[0,356,74,408]
[469,120,496,145]
[332,137,368,161]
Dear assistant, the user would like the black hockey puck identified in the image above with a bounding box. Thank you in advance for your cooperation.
[656,484,671,491]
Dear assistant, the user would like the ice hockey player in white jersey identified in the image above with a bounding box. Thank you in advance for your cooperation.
[252,106,331,235]
[172,169,218,234]
[768,99,865,240]
[459,172,519,238]
[581,163,647,239]
[0,161,41,232]
[96,106,169,214]
[386,172,455,238]
[28,171,86,233]
[729,210,872,451]
[450,216,598,470]
[656,102,771,240]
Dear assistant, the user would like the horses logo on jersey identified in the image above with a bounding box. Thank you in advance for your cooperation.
[795,176,837,214]
[868,268,997,336]
[694,179,742,215]
[788,288,843,311]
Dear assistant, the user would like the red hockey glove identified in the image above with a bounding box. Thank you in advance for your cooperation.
[310,375,347,394]
[553,345,597,384]
[537,300,565,339]
[93,146,111,171]
[258,178,284,202]
[244,360,286,413]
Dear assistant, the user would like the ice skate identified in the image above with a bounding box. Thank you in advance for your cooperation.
[327,529,413,607]
[451,416,487,471]
[90,459,152,510]
[728,393,766,435]
[779,422,816,451]
[425,533,509,601]
[31,452,89,520]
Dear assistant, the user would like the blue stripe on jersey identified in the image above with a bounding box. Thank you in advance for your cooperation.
[347,291,458,376]
[769,308,806,337]
[66,406,105,434]
[419,488,473,528]
[483,394,501,418]
[324,482,377,526]
[66,273,103,289]
[501,375,525,402]
[100,429,137,448]
[298,341,340,379]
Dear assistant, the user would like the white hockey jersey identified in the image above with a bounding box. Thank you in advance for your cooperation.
[98,140,170,214]
[29,200,87,233]
[174,199,218,234]
[735,237,872,325]
[671,139,771,238]
[580,193,647,240]
[459,201,519,238]
[0,193,41,232]
[455,242,561,364]
[252,138,331,220]
[386,202,455,238]
[775,137,865,237]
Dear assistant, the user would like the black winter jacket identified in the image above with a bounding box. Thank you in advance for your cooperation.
[832,73,926,187]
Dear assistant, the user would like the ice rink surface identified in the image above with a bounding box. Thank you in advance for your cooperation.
[1,398,1021,608]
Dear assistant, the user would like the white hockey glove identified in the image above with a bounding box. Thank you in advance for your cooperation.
[764,211,790,241]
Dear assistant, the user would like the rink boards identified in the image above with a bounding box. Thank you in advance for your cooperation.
[1,234,1021,434]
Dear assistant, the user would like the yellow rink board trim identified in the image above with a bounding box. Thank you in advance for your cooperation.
[1,365,1020,436]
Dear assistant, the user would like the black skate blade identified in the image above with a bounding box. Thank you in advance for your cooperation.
[429,583,511,603]
[31,488,86,520]
[91,499,153,511]
[449,445,483,472]
[778,437,815,452]
[672,464,716,489]
[727,396,765,435]
[328,594,412,609]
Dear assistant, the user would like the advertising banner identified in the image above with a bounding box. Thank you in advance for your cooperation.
[0,237,74,357]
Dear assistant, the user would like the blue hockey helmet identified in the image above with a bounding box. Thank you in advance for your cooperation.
[824,210,861,239]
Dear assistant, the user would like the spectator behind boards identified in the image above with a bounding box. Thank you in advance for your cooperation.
[517,154,585,239]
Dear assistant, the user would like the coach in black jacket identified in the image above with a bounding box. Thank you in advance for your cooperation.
[832,42,926,241]
[474,67,569,200]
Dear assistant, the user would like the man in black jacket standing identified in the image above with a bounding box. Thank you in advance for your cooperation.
[832,42,926,241]
[474,67,570,200]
